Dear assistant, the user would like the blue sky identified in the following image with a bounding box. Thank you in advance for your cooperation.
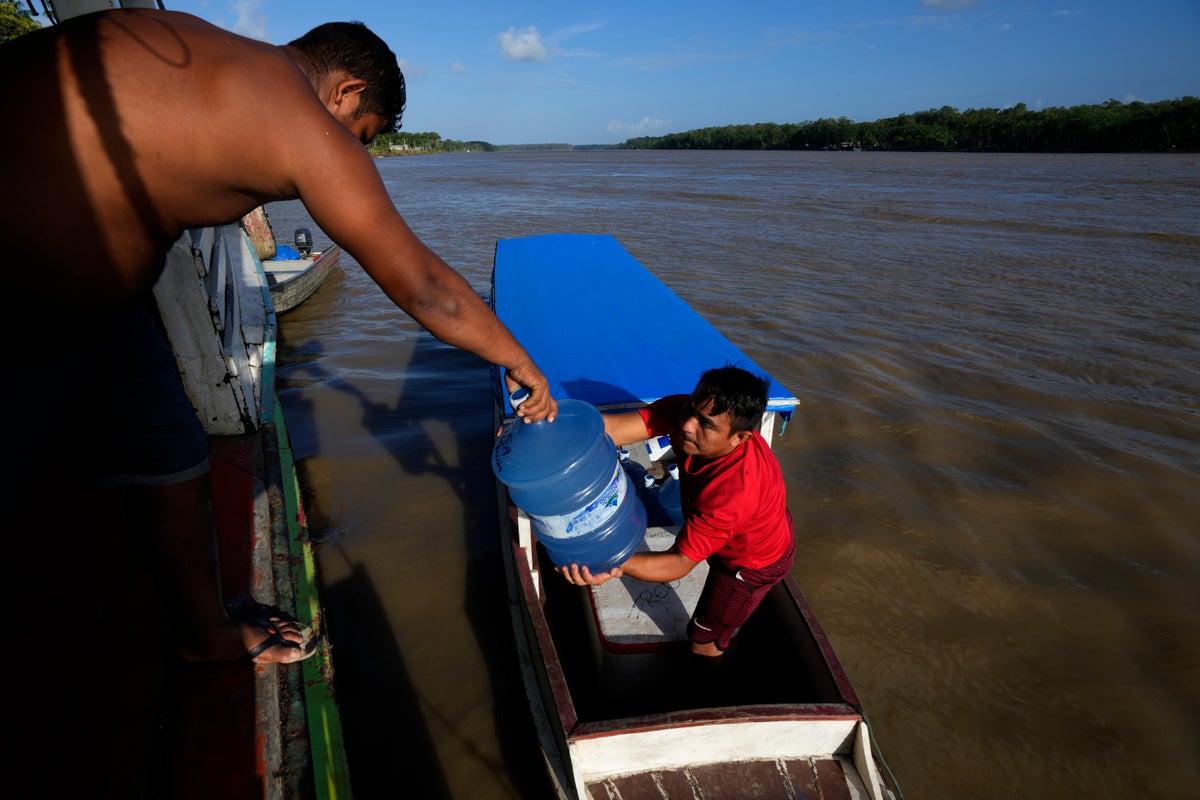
[153,1,1196,144]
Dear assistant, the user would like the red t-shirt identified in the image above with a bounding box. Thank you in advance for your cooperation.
[639,395,793,570]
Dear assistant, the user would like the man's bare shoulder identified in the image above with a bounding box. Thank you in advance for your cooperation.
[1,8,341,275]
[96,9,301,81]
[90,7,255,44]
[0,8,309,109]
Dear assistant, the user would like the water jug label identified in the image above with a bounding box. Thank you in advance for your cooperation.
[530,462,625,539]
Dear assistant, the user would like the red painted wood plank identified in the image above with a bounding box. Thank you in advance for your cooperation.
[588,759,848,800]
[514,539,580,733]
[167,434,270,800]
[785,757,820,797]
[689,759,795,798]
[209,436,260,597]
[815,758,852,800]
[592,770,669,798]
[653,770,699,798]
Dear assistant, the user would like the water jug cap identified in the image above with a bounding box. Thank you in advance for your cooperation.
[509,387,530,408]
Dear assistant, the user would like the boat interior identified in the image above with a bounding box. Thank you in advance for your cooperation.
[535,546,843,724]
[516,435,854,728]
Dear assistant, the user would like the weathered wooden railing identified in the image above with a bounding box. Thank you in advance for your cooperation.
[153,225,270,436]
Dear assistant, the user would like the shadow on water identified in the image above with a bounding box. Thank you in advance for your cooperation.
[278,332,552,799]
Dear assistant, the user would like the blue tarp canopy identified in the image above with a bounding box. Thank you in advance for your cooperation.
[490,234,797,421]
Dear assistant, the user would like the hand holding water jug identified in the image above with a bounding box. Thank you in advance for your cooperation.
[493,391,646,572]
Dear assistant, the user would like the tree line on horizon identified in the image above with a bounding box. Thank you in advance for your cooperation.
[624,98,1199,153]
[367,131,580,155]
[371,97,1197,155]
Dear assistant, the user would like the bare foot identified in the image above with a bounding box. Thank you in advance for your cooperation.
[239,613,316,664]
[178,601,317,664]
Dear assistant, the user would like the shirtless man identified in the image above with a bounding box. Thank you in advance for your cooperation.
[1,9,556,664]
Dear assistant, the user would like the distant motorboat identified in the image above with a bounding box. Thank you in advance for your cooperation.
[261,236,342,314]
[242,207,341,314]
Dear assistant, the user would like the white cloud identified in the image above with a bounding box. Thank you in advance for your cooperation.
[497,22,603,62]
[607,116,670,136]
[231,0,268,41]
[498,27,548,61]
[450,62,469,74]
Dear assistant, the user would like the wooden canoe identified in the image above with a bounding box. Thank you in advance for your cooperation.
[263,245,343,314]
[490,234,901,800]
[242,204,342,315]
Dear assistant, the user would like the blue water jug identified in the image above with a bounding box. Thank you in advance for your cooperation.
[618,448,648,491]
[492,396,646,572]
[658,462,684,526]
[639,472,671,527]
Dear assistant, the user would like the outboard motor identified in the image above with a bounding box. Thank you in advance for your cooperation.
[294,227,314,258]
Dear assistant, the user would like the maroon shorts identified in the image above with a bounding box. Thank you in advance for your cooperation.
[686,532,797,651]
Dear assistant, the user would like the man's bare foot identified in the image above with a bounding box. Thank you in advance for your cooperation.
[179,600,318,664]
[239,612,316,664]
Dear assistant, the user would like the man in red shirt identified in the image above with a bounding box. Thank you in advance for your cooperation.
[557,367,796,657]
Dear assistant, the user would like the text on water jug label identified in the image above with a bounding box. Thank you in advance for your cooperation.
[529,462,626,540]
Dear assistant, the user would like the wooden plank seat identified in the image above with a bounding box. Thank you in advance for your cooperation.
[585,756,859,800]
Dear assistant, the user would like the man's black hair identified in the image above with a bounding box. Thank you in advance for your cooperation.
[690,366,769,433]
[289,21,406,135]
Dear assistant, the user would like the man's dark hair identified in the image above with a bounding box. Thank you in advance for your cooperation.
[690,366,769,433]
[289,22,406,134]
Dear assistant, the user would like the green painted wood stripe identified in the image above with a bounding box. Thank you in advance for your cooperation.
[274,398,353,799]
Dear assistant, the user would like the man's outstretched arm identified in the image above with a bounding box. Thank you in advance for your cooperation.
[284,115,557,421]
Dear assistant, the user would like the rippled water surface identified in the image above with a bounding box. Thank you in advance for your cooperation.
[269,150,1200,800]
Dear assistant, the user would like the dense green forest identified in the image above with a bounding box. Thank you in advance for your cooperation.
[367,132,581,155]
[371,98,1198,155]
[1,0,40,43]
[626,98,1199,152]
[367,131,492,155]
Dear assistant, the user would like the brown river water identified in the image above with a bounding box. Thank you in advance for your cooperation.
[266,150,1200,800]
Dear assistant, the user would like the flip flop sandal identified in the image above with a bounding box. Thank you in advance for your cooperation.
[226,596,318,661]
